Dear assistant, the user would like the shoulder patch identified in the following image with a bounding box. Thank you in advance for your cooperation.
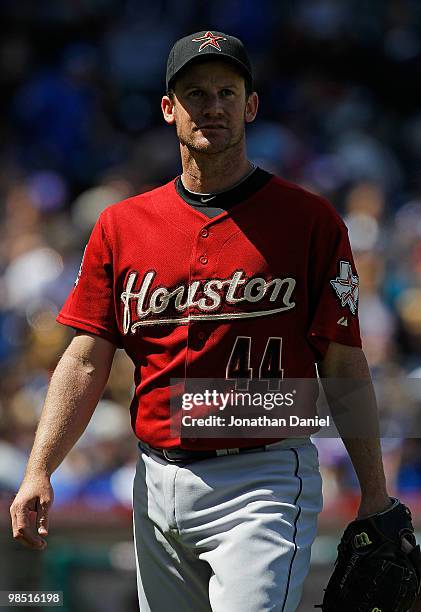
[330,260,359,315]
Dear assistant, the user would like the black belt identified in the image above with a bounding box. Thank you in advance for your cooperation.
[139,441,276,463]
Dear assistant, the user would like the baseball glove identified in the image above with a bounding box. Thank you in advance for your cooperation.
[316,498,421,612]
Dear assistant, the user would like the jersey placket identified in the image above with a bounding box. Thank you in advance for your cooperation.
[186,221,216,363]
[184,214,241,369]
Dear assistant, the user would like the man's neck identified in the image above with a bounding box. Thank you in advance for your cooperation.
[180,145,253,194]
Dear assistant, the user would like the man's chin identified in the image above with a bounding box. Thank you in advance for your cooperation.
[188,137,231,154]
[178,131,243,155]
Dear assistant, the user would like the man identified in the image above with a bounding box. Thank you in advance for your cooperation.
[10,31,400,611]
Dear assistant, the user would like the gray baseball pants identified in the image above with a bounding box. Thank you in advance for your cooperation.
[133,438,323,612]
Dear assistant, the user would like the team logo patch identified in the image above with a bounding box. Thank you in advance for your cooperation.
[330,260,359,315]
[192,31,227,52]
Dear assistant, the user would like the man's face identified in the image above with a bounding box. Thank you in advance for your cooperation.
[162,60,258,154]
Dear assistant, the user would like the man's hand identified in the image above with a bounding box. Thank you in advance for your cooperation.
[10,473,54,550]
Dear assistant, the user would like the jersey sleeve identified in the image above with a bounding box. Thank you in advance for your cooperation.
[307,210,362,360]
[56,214,123,348]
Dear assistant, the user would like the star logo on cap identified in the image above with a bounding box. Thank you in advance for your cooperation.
[192,31,227,52]
[330,260,359,314]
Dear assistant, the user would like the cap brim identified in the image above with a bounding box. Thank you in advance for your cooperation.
[167,53,252,90]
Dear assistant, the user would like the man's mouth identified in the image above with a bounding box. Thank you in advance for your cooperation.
[196,125,227,130]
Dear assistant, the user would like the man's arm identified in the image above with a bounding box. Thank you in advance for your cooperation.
[318,341,391,517]
[10,331,116,550]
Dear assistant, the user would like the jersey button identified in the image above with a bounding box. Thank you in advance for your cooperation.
[199,255,208,265]
[200,229,209,238]
[197,331,206,340]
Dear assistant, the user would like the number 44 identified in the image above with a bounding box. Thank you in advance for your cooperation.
[226,336,284,391]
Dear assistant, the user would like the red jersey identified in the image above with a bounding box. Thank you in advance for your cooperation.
[57,173,361,449]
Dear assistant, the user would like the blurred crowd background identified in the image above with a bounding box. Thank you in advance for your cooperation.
[1,1,421,608]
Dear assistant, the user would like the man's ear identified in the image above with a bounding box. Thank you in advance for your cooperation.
[245,91,259,124]
[161,95,176,125]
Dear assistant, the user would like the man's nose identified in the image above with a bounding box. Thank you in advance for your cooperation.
[203,93,224,115]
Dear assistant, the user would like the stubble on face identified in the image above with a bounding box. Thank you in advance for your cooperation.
[175,119,245,155]
[174,110,245,155]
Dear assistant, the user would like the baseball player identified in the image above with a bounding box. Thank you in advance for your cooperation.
[10,31,420,612]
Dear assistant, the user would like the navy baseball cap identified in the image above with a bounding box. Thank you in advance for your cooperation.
[166,30,253,91]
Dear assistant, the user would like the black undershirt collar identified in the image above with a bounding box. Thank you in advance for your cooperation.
[175,167,273,218]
